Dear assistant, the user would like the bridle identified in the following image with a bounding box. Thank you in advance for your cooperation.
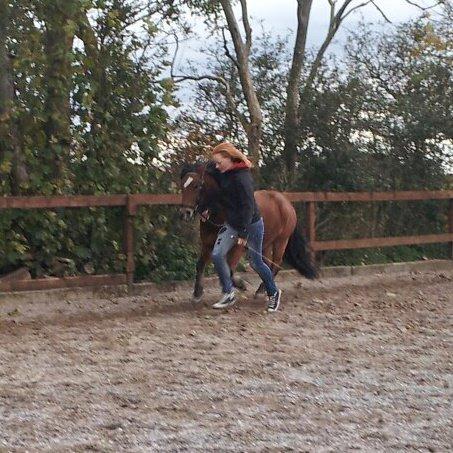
[193,165,207,215]
[181,165,225,228]
[181,163,284,269]
[181,165,207,215]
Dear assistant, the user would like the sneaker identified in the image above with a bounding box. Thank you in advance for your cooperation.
[267,289,282,312]
[212,291,236,309]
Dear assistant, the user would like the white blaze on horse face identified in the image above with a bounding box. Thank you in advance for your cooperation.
[183,176,194,189]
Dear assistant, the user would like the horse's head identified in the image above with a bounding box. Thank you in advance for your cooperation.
[180,170,203,221]
[179,161,220,221]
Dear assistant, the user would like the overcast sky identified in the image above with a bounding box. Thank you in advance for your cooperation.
[173,0,439,102]
[244,0,432,43]
[176,0,437,64]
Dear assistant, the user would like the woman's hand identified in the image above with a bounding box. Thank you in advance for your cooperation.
[237,237,247,247]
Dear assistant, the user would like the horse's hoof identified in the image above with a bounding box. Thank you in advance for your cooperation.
[192,295,203,304]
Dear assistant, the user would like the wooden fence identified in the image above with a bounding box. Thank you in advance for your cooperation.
[1,190,452,292]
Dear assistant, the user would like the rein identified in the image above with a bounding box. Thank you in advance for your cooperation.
[185,164,284,270]
[203,217,224,228]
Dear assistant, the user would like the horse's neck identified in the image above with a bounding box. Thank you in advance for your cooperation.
[201,173,221,204]
[198,170,226,223]
[211,205,226,223]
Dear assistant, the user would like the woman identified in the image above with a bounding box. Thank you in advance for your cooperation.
[208,142,282,312]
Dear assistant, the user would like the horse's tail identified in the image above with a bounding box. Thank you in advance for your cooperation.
[283,224,318,279]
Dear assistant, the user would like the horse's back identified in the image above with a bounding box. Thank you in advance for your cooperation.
[254,190,297,239]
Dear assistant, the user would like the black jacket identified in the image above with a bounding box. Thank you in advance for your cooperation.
[213,166,261,238]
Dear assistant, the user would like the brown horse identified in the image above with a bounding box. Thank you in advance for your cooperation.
[180,161,317,302]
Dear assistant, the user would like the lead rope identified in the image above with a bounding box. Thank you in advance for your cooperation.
[202,217,284,271]
[196,164,285,272]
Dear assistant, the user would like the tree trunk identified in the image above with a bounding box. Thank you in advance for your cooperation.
[282,0,312,183]
[0,0,28,194]
[42,1,76,190]
[220,0,263,170]
[76,10,105,167]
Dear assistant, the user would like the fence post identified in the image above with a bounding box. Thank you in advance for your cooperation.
[124,195,137,289]
[449,198,453,259]
[306,201,317,265]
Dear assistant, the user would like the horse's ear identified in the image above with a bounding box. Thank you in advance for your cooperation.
[180,160,212,178]
[205,160,222,185]
[194,164,204,174]
[207,161,222,176]
[180,163,195,179]
[205,161,216,173]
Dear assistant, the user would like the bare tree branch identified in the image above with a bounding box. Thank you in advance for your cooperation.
[121,2,180,34]
[172,74,225,84]
[303,0,355,94]
[328,0,335,31]
[169,32,180,79]
[171,73,249,130]
[219,0,263,163]
[341,1,371,22]
[168,31,201,78]
[222,27,239,69]
[121,6,160,32]
[240,0,252,54]
[370,0,392,23]
[405,0,444,11]
[303,0,397,94]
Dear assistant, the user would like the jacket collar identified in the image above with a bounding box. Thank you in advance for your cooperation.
[226,161,249,172]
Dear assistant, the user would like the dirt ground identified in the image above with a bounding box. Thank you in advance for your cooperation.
[0,266,452,452]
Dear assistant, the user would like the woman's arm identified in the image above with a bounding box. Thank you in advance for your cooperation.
[233,177,255,238]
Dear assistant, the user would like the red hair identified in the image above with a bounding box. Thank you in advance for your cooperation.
[212,142,253,168]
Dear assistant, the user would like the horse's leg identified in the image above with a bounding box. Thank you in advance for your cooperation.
[254,244,273,298]
[228,245,247,291]
[269,236,290,280]
[255,235,291,298]
[192,244,212,303]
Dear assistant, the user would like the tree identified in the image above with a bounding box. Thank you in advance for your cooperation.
[343,12,452,188]
[217,0,262,166]
[37,0,81,190]
[0,0,29,193]
[0,0,179,277]
[177,0,447,184]
[170,30,290,180]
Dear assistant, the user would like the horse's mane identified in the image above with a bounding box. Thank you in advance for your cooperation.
[180,162,199,179]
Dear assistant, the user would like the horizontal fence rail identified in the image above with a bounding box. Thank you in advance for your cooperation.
[1,190,452,292]
[283,190,453,202]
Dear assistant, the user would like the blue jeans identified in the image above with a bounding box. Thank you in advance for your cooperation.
[211,218,278,296]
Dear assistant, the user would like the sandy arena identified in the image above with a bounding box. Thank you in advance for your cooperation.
[0,265,452,451]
